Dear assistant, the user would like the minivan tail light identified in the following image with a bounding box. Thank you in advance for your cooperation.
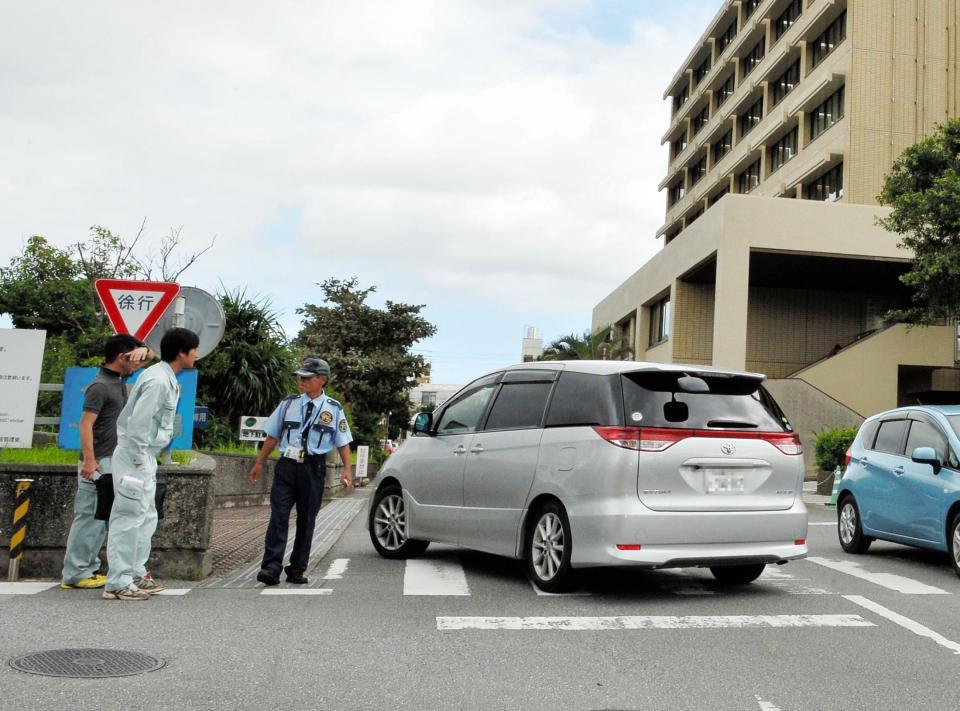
[592,426,802,454]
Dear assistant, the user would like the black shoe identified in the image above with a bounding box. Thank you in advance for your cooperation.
[285,571,308,585]
[257,569,280,586]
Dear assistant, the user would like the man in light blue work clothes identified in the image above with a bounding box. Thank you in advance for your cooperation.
[103,327,199,601]
[249,357,353,586]
[61,334,149,589]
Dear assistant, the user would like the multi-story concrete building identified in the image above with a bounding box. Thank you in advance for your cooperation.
[593,0,960,468]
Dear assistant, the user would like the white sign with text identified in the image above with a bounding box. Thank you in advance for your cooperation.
[356,445,369,480]
[239,416,269,442]
[0,329,46,449]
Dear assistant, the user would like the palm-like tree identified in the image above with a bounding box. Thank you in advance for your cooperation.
[539,326,633,361]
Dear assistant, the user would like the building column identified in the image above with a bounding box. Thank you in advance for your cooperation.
[711,241,750,369]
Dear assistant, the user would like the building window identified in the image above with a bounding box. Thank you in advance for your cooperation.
[737,158,761,194]
[771,59,800,106]
[811,11,846,68]
[671,134,688,159]
[712,129,733,163]
[738,97,763,138]
[804,163,843,201]
[717,20,737,55]
[687,206,703,224]
[693,56,711,86]
[668,181,686,206]
[716,74,735,109]
[742,0,761,22]
[769,127,799,172]
[809,85,845,141]
[421,391,437,407]
[649,296,671,346]
[674,84,690,114]
[709,184,730,206]
[692,105,710,135]
[774,0,803,42]
[690,155,707,185]
[740,40,765,78]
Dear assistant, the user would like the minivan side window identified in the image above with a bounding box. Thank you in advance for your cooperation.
[872,419,907,454]
[905,419,959,468]
[484,382,553,431]
[435,385,498,435]
[545,372,623,428]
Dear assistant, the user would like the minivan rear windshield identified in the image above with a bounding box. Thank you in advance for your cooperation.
[621,371,791,431]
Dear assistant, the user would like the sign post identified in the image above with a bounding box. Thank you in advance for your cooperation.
[355,445,369,486]
[94,279,180,340]
[0,329,46,449]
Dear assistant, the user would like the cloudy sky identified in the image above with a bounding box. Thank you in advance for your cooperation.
[1,0,719,383]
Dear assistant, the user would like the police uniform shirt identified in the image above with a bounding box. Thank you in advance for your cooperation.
[263,392,353,455]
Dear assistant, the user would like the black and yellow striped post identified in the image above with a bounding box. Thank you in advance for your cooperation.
[7,478,34,582]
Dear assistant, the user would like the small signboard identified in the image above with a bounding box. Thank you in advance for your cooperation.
[239,416,269,442]
[0,329,46,449]
[194,406,210,430]
[356,445,369,480]
[94,279,180,340]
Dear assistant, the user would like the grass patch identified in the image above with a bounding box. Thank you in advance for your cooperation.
[202,443,279,458]
[0,445,196,466]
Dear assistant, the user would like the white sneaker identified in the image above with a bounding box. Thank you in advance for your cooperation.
[102,584,150,601]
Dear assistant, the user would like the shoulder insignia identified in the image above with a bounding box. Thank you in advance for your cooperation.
[338,419,348,433]
[283,394,300,402]
[325,397,342,409]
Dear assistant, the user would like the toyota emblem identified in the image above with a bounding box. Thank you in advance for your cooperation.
[720,442,736,455]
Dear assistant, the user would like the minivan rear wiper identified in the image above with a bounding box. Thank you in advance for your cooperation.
[707,420,758,429]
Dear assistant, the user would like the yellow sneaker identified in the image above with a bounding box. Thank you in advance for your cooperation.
[61,575,107,589]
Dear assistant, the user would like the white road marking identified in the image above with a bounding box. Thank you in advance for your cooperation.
[0,582,58,595]
[151,588,191,596]
[808,522,837,526]
[436,614,873,631]
[844,595,960,655]
[759,567,831,595]
[529,580,592,596]
[807,557,949,594]
[324,558,349,580]
[261,588,333,596]
[404,558,470,596]
[755,697,782,711]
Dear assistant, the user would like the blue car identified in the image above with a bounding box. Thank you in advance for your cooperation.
[837,405,960,577]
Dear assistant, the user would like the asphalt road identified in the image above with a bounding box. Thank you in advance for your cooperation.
[3,497,960,710]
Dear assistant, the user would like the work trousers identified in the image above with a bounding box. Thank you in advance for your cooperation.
[61,457,111,584]
[105,449,158,590]
[261,455,326,576]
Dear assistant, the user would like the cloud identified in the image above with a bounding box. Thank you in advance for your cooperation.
[0,0,717,381]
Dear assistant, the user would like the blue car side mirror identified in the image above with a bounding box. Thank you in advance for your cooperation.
[911,446,942,475]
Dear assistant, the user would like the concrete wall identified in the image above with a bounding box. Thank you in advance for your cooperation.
[205,452,354,508]
[0,455,216,580]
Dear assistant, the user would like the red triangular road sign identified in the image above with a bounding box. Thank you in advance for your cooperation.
[94,279,181,340]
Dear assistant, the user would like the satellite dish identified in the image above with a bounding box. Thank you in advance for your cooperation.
[144,286,225,360]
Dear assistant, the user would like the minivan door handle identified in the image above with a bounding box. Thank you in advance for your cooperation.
[893,465,905,476]
[453,445,466,456]
[469,444,484,454]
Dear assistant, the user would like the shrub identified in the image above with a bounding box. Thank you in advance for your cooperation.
[814,427,859,471]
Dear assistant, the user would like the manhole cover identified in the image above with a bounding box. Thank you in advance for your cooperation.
[9,649,165,678]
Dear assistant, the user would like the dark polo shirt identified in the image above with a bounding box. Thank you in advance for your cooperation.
[82,366,128,460]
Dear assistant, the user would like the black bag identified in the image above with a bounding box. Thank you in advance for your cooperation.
[155,482,168,520]
[94,474,114,520]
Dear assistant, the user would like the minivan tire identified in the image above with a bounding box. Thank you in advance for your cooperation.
[949,511,960,580]
[838,495,872,554]
[526,501,577,593]
[369,484,429,559]
[709,563,765,585]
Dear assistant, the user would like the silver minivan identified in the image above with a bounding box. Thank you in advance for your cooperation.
[368,361,808,591]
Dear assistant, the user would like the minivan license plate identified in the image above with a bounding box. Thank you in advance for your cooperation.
[705,470,745,494]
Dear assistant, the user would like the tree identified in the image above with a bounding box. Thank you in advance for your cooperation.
[194,289,300,448]
[879,118,960,324]
[539,326,632,361]
[296,278,436,446]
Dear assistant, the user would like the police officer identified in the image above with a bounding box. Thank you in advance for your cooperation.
[249,357,353,586]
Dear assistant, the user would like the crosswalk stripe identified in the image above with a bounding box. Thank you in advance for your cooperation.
[324,558,350,580]
[404,558,470,596]
[436,614,874,631]
[807,557,949,595]
[844,595,960,655]
[0,582,58,595]
[261,588,333,596]
[151,588,191,596]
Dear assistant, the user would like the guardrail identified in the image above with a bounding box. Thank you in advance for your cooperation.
[34,383,63,427]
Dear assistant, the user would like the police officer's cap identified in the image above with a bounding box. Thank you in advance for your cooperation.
[294,357,331,378]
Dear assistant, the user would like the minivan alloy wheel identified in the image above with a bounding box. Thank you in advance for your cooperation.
[532,512,565,581]
[374,493,407,551]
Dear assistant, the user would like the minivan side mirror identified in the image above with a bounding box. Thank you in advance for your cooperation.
[412,412,433,435]
[911,446,941,475]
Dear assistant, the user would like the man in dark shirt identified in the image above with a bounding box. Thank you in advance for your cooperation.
[60,334,150,589]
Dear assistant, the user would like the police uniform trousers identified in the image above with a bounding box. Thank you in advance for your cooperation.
[105,449,159,590]
[61,456,111,584]
[261,454,326,577]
